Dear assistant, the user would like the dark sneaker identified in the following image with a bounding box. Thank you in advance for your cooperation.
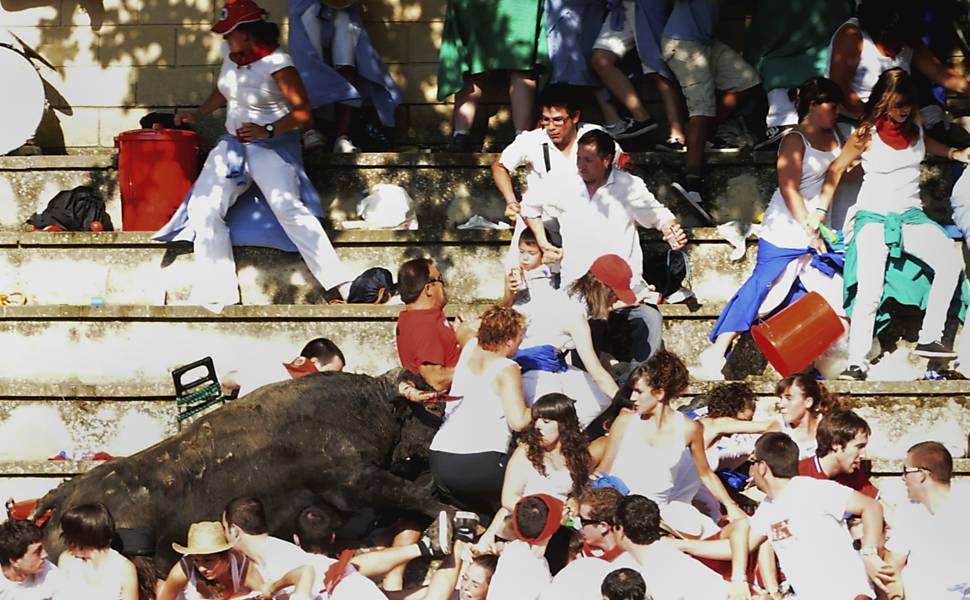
[613,118,659,140]
[705,137,742,153]
[754,125,795,150]
[417,510,453,557]
[445,133,473,153]
[914,341,957,358]
[671,182,715,225]
[838,365,867,381]
[656,137,687,153]
[604,117,635,138]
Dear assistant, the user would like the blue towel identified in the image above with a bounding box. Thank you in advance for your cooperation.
[513,345,569,373]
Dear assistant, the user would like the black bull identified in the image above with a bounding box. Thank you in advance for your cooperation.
[35,369,448,569]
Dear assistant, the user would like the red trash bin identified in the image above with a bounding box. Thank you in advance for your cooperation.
[114,124,200,231]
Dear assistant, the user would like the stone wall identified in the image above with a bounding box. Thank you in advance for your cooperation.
[1,0,754,150]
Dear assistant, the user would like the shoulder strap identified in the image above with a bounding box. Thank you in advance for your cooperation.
[542,142,551,173]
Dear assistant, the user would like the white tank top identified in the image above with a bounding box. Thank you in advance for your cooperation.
[430,339,518,454]
[515,287,577,352]
[178,553,249,600]
[856,127,924,215]
[759,130,842,248]
[826,18,912,105]
[53,548,126,600]
[521,461,574,500]
[610,414,691,504]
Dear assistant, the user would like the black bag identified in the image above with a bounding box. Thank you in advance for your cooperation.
[348,267,395,303]
[642,249,688,298]
[27,186,114,232]
[139,112,192,130]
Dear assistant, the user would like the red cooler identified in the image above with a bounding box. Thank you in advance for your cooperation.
[115,124,200,230]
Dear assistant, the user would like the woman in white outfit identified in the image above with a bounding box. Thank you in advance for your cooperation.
[698,77,852,378]
[817,68,970,381]
[479,393,594,545]
[54,503,138,600]
[162,0,353,306]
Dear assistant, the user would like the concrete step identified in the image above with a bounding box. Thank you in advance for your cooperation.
[1,152,953,231]
[0,303,950,387]
[0,229,761,305]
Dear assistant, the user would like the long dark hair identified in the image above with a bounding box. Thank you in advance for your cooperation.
[521,394,591,497]
[862,68,920,141]
[181,552,234,599]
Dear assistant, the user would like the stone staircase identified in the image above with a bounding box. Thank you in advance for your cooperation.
[0,151,967,505]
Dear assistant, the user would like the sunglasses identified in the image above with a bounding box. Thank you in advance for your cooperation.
[900,466,928,476]
[579,517,604,527]
[425,277,445,287]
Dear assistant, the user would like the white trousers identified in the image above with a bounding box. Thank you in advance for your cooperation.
[765,87,798,128]
[187,139,351,304]
[847,220,964,366]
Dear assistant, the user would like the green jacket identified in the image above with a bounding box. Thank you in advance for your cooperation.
[844,208,968,332]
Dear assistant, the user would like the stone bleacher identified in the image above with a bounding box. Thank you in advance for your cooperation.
[0,151,967,507]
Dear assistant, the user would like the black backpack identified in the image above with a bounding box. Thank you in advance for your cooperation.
[348,267,395,304]
[27,186,114,232]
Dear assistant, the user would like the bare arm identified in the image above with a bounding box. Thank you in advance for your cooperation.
[595,411,636,472]
[687,420,746,521]
[925,135,970,163]
[525,217,561,262]
[119,556,139,600]
[844,491,893,593]
[174,87,227,126]
[913,43,970,95]
[417,364,454,392]
[495,363,531,431]
[262,565,315,599]
[676,523,767,561]
[817,128,869,215]
[237,67,315,142]
[157,561,189,600]
[492,157,521,220]
[777,133,810,223]
[701,417,781,447]
[828,25,865,117]
[564,309,619,399]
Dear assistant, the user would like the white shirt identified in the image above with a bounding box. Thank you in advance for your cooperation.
[539,556,621,600]
[556,168,674,289]
[500,124,619,222]
[885,491,970,600]
[857,128,924,215]
[304,554,385,600]
[826,18,912,105]
[217,46,296,134]
[256,537,315,587]
[485,541,550,600]
[749,477,873,600]
[0,560,61,600]
[613,542,728,600]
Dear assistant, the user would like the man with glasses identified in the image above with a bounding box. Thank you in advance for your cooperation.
[885,441,970,599]
[395,258,474,392]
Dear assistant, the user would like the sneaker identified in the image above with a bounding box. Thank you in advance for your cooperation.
[914,341,957,358]
[838,365,867,381]
[705,137,742,153]
[302,129,326,150]
[445,132,473,152]
[671,182,715,225]
[664,287,694,304]
[656,137,687,153]
[612,118,659,140]
[417,510,453,557]
[604,117,635,138]
[333,135,359,153]
[753,125,795,150]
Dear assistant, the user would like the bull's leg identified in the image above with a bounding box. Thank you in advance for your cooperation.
[317,464,448,519]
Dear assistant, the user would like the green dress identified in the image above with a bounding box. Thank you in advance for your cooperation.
[743,0,854,91]
[437,0,549,101]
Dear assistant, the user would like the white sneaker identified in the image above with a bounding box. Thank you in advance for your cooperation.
[665,287,695,304]
[692,347,726,381]
[333,136,359,153]
[302,129,326,150]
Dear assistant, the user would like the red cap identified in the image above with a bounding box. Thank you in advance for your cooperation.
[283,356,317,379]
[211,0,265,34]
[589,254,637,305]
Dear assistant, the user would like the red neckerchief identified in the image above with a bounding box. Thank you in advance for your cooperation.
[581,543,625,562]
[230,42,278,67]
[875,118,910,150]
[875,40,901,59]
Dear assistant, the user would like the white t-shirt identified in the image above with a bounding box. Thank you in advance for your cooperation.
[256,537,315,587]
[304,553,385,600]
[612,542,728,600]
[217,46,296,135]
[885,492,970,600]
[749,477,873,600]
[485,541,551,600]
[539,556,621,600]
[0,560,61,600]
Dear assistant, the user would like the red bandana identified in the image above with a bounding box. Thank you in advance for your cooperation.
[230,42,278,67]
[875,118,910,150]
[582,543,625,562]
[513,494,564,544]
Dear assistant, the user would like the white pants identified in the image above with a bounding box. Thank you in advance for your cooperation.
[521,367,611,429]
[847,220,964,366]
[187,138,351,304]
[766,87,798,128]
[300,6,359,67]
[950,164,970,250]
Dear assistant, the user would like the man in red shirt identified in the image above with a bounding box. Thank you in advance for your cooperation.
[798,409,879,498]
[395,258,473,391]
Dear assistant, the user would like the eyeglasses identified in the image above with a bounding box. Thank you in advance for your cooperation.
[539,116,568,125]
[579,517,603,527]
[901,466,928,477]
[747,456,764,465]
[425,277,445,287]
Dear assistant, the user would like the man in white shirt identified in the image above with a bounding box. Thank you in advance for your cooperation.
[222,337,346,397]
[610,494,737,600]
[0,519,61,600]
[885,441,970,600]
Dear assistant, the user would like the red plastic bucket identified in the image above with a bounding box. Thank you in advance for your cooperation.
[114,125,200,231]
[751,291,845,377]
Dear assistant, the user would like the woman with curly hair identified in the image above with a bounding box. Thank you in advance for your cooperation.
[478,393,593,546]
[598,352,746,532]
[429,305,532,516]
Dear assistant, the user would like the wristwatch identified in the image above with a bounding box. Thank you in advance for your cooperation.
[264,123,275,138]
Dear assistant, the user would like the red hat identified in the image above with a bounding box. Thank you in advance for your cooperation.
[283,356,317,379]
[211,0,265,34]
[589,254,637,305]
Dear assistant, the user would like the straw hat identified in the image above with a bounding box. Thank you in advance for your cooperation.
[171,522,234,555]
